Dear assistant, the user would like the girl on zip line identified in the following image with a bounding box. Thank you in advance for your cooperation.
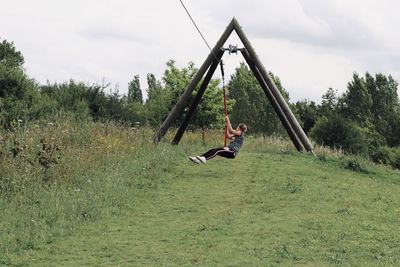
[189,115,247,164]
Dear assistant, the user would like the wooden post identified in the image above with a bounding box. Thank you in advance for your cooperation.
[172,50,224,145]
[241,49,304,152]
[233,18,314,153]
[155,19,235,143]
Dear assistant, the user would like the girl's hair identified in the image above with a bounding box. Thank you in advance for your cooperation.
[238,123,248,133]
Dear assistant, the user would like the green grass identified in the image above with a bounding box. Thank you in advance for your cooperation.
[0,120,184,264]
[5,138,400,266]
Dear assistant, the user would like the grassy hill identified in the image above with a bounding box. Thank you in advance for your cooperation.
[1,125,400,266]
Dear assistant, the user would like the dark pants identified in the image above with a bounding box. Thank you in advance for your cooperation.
[201,147,236,160]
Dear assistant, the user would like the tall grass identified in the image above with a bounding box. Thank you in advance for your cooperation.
[0,118,188,262]
[1,123,397,263]
[0,127,282,263]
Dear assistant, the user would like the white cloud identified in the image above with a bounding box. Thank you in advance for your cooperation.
[1,0,399,102]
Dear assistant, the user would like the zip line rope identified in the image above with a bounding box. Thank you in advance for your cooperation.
[178,0,228,146]
[178,0,217,60]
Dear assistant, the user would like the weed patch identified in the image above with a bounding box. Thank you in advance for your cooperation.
[342,158,370,173]
[2,129,400,266]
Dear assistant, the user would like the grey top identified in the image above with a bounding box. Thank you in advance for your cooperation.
[228,132,245,153]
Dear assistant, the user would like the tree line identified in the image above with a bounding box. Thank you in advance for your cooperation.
[1,38,399,168]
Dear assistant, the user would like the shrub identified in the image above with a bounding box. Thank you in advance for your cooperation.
[390,147,400,169]
[0,65,56,128]
[369,146,400,170]
[342,158,370,173]
[370,146,394,165]
[310,114,368,154]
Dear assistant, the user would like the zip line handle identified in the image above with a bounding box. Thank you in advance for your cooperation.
[219,59,225,78]
[220,59,228,146]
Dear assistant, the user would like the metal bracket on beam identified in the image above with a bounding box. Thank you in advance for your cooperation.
[221,44,244,54]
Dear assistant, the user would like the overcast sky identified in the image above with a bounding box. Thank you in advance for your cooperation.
[1,0,399,102]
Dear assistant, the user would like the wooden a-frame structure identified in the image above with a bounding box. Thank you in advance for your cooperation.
[155,18,314,153]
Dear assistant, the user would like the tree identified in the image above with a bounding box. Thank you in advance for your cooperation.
[293,100,318,134]
[0,67,56,127]
[310,114,369,154]
[41,80,100,120]
[127,75,143,104]
[1,40,54,128]
[320,87,338,117]
[366,73,400,146]
[146,73,162,102]
[0,39,24,68]
[0,39,27,99]
[388,114,400,146]
[147,60,228,132]
[338,73,373,126]
[337,72,400,147]
[228,63,288,135]
[144,73,165,126]
[143,60,191,128]
[191,78,229,131]
[311,72,400,155]
[162,60,196,104]
[161,60,196,126]
[145,88,172,128]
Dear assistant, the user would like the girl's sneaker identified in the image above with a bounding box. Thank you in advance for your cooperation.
[196,156,206,164]
[189,156,200,164]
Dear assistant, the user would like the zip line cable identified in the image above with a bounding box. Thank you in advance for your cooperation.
[178,0,228,145]
[178,0,227,95]
[178,0,219,62]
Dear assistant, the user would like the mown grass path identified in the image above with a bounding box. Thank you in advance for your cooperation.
[13,151,400,266]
